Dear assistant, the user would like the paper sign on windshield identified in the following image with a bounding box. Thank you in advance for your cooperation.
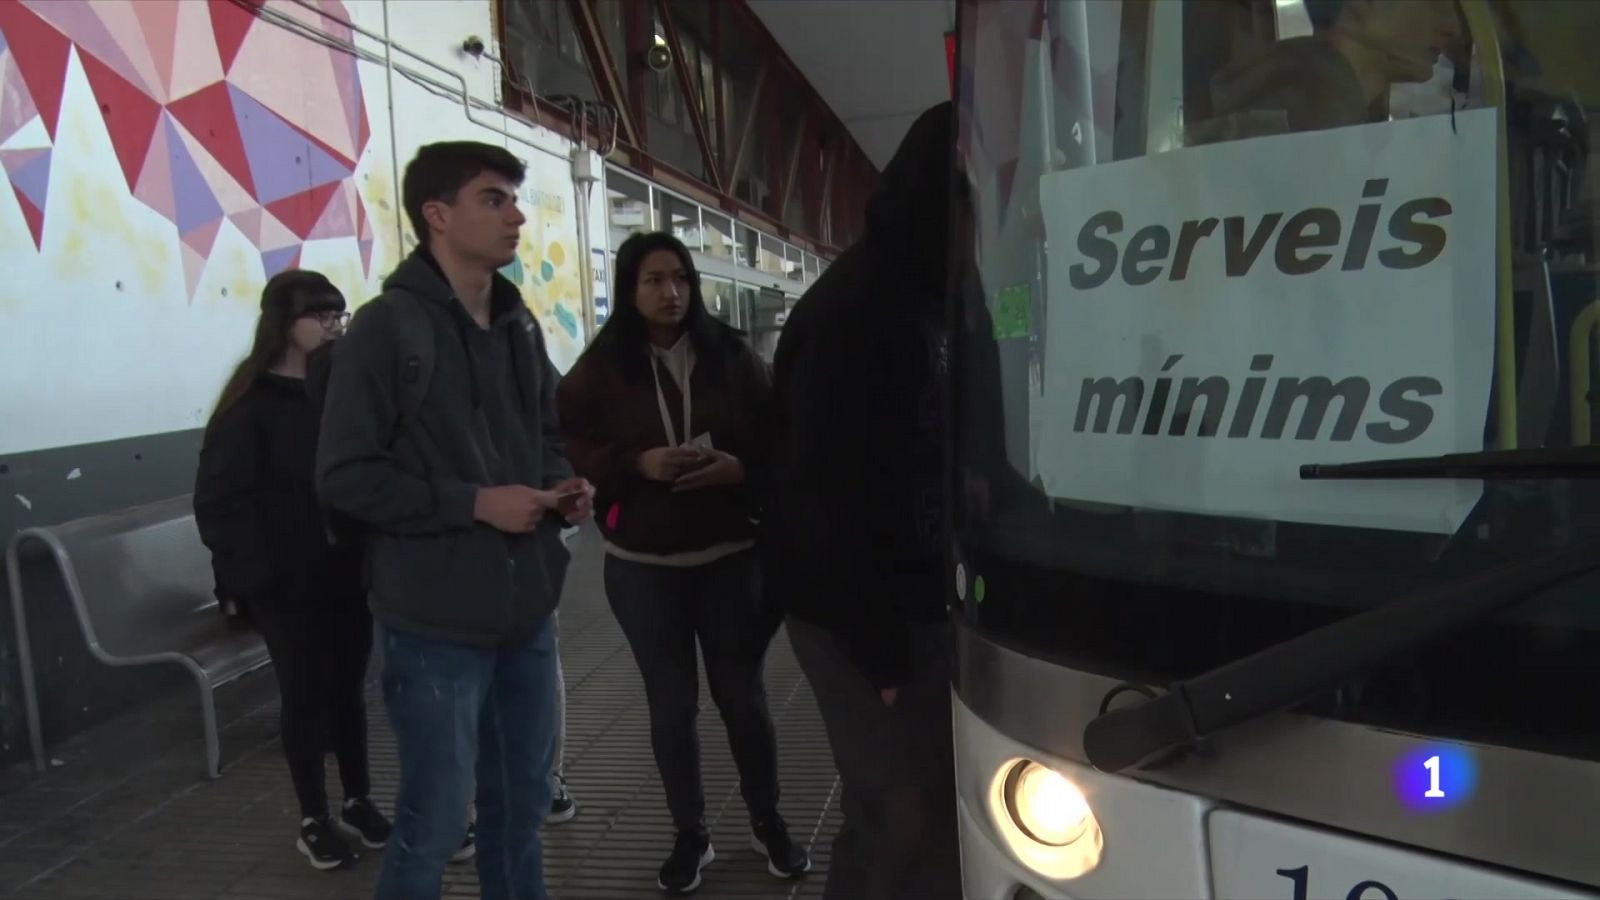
[1036,110,1498,534]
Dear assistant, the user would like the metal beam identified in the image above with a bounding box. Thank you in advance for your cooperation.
[623,0,651,153]
[657,0,724,193]
[711,0,727,168]
[727,59,770,191]
[811,134,838,239]
[764,81,786,218]
[565,0,639,148]
[779,107,808,222]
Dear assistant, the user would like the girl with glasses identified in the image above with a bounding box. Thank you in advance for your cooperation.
[194,269,390,871]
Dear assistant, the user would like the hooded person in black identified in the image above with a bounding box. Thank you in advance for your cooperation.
[763,101,963,900]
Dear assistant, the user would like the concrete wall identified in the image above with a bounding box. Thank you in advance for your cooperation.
[0,0,609,765]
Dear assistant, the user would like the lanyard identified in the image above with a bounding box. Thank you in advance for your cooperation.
[649,348,693,448]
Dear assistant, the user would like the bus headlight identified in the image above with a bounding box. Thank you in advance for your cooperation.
[988,759,1104,879]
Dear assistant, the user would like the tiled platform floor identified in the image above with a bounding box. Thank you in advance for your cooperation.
[0,527,841,899]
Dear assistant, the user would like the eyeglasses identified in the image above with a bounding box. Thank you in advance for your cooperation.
[305,310,351,329]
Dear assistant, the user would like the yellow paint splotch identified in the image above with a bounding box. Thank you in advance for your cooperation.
[362,168,404,272]
[55,177,174,297]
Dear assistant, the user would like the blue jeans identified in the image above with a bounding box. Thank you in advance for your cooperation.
[374,619,559,900]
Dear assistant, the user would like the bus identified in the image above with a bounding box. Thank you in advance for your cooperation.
[947,0,1597,897]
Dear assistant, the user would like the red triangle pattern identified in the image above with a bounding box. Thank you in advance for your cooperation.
[183,216,224,256]
[14,190,43,248]
[77,51,162,191]
[136,0,181,103]
[266,181,341,239]
[208,0,256,72]
[0,2,72,138]
[166,82,255,195]
[299,118,359,172]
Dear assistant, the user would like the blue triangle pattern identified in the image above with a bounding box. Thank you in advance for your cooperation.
[228,84,352,205]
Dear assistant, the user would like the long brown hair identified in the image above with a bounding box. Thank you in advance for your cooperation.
[204,269,345,442]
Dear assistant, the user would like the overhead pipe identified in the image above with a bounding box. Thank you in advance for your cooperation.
[241,0,570,164]
[245,0,616,340]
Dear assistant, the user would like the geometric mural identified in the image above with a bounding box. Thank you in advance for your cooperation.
[0,0,373,296]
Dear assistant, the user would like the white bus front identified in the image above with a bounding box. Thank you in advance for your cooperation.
[948,0,1599,897]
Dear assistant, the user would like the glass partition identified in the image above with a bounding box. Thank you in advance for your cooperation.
[735,222,759,269]
[757,234,786,277]
[703,275,737,326]
[606,171,653,250]
[603,166,832,308]
[703,211,735,260]
[654,189,702,250]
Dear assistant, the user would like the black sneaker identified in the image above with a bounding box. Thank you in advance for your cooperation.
[450,821,476,864]
[338,796,392,849]
[548,774,577,824]
[750,816,811,879]
[297,817,355,871]
[658,830,715,894]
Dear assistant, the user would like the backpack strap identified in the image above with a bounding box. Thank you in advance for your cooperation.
[386,287,436,433]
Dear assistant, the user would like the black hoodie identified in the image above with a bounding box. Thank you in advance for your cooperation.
[195,372,361,610]
[315,251,574,647]
[763,102,955,689]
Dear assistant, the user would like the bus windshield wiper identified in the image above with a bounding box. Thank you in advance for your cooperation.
[1081,539,1600,774]
[1300,446,1600,480]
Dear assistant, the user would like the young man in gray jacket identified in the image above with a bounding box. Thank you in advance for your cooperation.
[317,141,592,900]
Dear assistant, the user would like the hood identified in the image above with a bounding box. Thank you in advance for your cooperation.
[382,248,533,411]
[862,101,957,299]
[384,249,525,326]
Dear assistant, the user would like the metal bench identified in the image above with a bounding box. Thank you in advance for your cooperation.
[6,495,270,779]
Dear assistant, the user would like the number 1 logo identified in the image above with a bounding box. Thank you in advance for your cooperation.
[1424,755,1445,798]
[1393,745,1475,811]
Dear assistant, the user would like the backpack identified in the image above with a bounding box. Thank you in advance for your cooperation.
[306,288,438,547]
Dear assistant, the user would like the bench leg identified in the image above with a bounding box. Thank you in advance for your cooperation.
[197,680,221,779]
[5,537,47,773]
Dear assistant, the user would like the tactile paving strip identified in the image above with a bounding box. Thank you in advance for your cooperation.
[0,527,842,899]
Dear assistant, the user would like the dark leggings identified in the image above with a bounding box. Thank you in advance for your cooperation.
[604,550,784,835]
[250,576,374,820]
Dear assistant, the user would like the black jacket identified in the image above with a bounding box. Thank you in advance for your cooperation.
[763,102,955,688]
[195,373,359,608]
[315,251,574,647]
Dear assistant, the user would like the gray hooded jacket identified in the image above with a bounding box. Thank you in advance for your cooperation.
[316,251,573,647]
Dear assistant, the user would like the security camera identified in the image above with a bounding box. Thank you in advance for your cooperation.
[645,38,671,73]
[462,35,487,58]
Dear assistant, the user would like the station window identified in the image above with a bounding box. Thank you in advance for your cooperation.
[735,223,759,269]
[702,275,737,326]
[653,189,702,250]
[757,234,786,277]
[501,0,600,105]
[784,244,805,283]
[703,211,735,261]
[607,171,653,249]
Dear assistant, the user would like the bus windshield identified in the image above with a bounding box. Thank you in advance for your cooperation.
[951,0,1600,760]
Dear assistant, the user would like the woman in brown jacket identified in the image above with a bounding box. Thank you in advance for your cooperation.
[556,231,809,894]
